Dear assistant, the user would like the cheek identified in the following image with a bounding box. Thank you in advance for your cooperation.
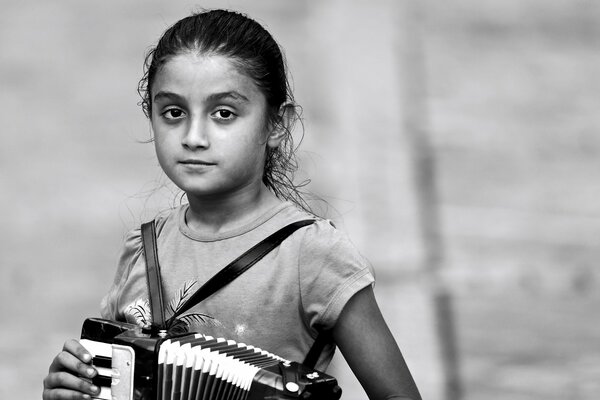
[153,142,169,173]
[151,120,173,149]
[227,138,267,173]
[152,130,175,167]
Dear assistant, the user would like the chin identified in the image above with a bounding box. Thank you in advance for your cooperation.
[180,184,232,199]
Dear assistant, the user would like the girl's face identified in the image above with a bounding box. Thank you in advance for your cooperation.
[150,53,281,200]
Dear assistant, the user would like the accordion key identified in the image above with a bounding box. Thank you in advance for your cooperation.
[80,318,342,400]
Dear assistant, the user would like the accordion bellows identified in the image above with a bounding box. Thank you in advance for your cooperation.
[80,318,341,400]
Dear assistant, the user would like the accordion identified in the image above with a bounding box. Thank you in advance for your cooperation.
[80,318,342,400]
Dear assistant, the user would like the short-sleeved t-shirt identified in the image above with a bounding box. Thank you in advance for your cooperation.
[100,201,374,370]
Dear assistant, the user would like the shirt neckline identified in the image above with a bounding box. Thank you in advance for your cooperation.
[178,201,293,242]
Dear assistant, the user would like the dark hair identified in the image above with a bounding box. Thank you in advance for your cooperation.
[138,9,310,212]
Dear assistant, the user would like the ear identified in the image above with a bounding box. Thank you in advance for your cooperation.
[267,103,295,148]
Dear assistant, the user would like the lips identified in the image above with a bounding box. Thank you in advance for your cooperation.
[179,159,216,166]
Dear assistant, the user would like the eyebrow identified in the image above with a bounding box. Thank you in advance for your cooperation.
[206,91,250,103]
[153,90,250,103]
[153,91,184,102]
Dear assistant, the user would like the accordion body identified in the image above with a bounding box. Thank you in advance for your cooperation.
[80,318,342,400]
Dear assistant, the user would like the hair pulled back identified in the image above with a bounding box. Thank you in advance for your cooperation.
[138,9,310,212]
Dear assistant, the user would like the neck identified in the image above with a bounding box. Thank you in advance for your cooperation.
[184,183,282,235]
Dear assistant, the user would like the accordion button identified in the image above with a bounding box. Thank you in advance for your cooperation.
[305,372,320,380]
[285,382,300,393]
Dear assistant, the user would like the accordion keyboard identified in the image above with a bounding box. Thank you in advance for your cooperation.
[81,339,135,400]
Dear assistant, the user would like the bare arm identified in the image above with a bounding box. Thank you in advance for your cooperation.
[332,286,422,400]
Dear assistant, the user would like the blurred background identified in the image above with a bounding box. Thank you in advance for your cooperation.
[1,0,598,399]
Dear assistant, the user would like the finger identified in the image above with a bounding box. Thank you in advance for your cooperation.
[49,349,97,379]
[43,371,100,396]
[43,387,94,400]
[63,339,93,364]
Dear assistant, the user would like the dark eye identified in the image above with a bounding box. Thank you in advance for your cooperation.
[163,108,185,120]
[212,109,235,121]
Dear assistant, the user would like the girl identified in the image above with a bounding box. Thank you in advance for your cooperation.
[43,9,421,400]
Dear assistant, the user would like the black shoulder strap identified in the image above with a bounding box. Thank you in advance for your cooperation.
[167,219,316,325]
[141,220,167,330]
[303,330,332,368]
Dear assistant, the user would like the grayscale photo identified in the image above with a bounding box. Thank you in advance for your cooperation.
[1,1,598,399]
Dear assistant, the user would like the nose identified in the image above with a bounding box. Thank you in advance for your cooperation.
[182,117,209,149]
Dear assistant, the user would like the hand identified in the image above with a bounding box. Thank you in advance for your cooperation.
[42,339,101,400]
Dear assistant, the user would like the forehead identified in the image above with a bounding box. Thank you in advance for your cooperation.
[152,53,264,101]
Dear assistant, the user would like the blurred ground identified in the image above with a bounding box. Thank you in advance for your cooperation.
[1,0,599,399]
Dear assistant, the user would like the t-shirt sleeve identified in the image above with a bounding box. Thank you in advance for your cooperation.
[298,220,375,334]
[99,227,144,320]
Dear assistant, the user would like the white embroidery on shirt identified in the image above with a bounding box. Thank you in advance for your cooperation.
[124,298,152,328]
[234,324,247,336]
[122,279,223,333]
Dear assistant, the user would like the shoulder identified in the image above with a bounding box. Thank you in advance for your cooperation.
[298,218,370,266]
[272,203,370,266]
[294,217,375,332]
[120,206,182,263]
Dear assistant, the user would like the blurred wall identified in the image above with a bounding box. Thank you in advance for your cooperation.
[425,0,600,294]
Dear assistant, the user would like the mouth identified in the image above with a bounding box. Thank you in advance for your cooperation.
[179,159,216,166]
